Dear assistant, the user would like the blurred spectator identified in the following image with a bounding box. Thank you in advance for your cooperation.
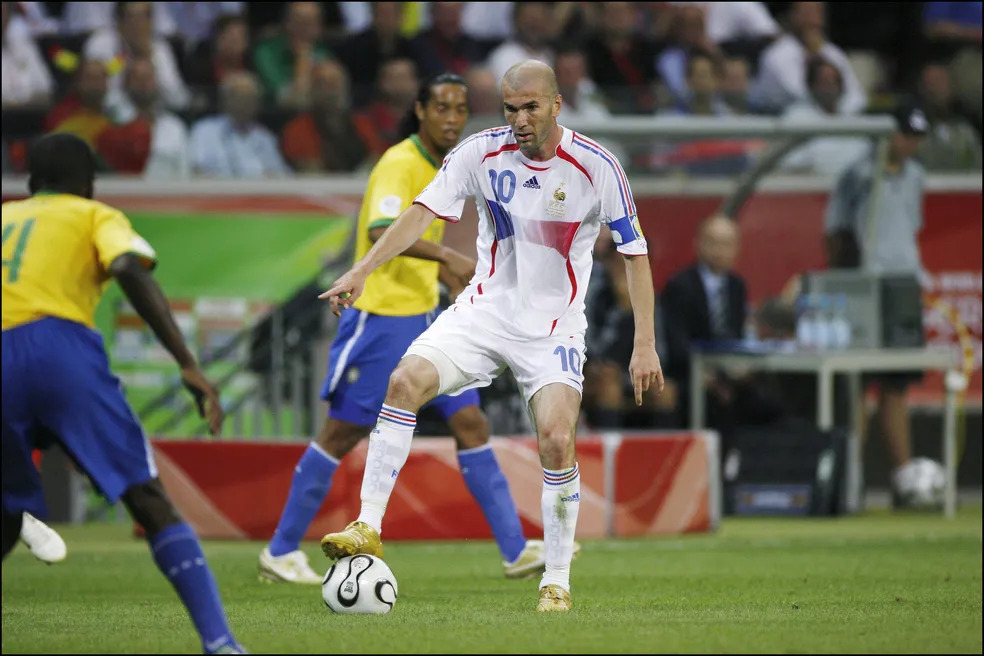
[585,1,660,114]
[254,2,332,109]
[915,62,982,171]
[417,1,485,76]
[353,57,419,161]
[670,1,778,54]
[719,55,753,114]
[582,228,675,430]
[166,2,244,51]
[464,66,501,117]
[657,4,722,109]
[823,102,930,508]
[778,56,871,176]
[338,2,431,108]
[484,2,554,82]
[189,71,291,178]
[281,60,367,173]
[2,1,54,108]
[660,215,747,427]
[555,47,610,121]
[99,57,189,178]
[185,13,252,111]
[62,1,176,38]
[754,2,866,114]
[460,1,515,42]
[44,59,111,147]
[6,2,59,37]
[83,2,191,113]
[666,52,731,116]
[922,2,982,124]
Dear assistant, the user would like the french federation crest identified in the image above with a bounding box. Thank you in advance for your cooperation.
[547,183,567,217]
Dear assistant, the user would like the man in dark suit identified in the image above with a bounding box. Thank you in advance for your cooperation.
[660,214,747,427]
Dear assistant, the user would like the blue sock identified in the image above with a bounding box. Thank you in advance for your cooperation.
[149,523,235,653]
[458,445,526,563]
[269,442,339,557]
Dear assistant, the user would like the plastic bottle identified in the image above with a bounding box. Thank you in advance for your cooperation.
[815,294,833,350]
[832,294,852,349]
[796,294,816,349]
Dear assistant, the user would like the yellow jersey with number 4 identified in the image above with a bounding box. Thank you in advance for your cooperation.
[1,192,157,331]
[353,135,445,317]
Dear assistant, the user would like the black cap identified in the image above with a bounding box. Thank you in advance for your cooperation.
[892,102,929,136]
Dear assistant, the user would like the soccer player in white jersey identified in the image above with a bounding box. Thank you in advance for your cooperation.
[319,60,664,612]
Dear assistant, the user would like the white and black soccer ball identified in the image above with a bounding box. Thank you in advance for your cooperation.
[322,554,398,615]
[895,457,946,509]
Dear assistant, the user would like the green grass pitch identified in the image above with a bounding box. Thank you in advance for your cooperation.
[3,507,981,654]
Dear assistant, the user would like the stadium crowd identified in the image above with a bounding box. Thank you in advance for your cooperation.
[2,1,982,178]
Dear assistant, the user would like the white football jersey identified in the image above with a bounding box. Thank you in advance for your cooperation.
[415,125,648,339]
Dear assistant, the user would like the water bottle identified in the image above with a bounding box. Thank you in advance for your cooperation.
[815,294,833,350]
[796,293,816,349]
[832,294,852,349]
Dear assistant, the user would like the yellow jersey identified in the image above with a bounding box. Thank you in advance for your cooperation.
[353,135,445,316]
[2,192,157,331]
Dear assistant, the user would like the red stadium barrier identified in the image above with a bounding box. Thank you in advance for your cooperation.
[150,432,720,541]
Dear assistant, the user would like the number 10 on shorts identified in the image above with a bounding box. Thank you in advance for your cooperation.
[554,346,582,375]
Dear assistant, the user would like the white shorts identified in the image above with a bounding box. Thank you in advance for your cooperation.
[404,304,587,407]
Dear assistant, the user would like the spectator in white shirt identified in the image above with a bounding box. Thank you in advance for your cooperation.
[779,56,871,177]
[484,2,554,82]
[62,1,177,38]
[189,71,291,178]
[2,2,54,107]
[657,5,723,109]
[84,2,190,115]
[555,48,610,121]
[753,1,866,115]
[670,2,779,46]
[461,1,514,42]
[120,57,190,179]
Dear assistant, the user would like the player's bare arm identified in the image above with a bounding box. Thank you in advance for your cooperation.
[623,253,665,405]
[367,226,476,283]
[320,203,438,315]
[109,253,224,435]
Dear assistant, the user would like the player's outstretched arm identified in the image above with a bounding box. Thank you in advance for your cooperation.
[109,253,224,435]
[623,253,665,405]
[320,202,439,315]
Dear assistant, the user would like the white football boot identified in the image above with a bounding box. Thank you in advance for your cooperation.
[20,512,67,564]
[258,546,323,584]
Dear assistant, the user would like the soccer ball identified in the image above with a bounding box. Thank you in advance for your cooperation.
[322,554,398,614]
[894,457,946,509]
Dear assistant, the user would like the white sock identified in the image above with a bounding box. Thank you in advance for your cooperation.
[357,404,416,533]
[539,463,580,592]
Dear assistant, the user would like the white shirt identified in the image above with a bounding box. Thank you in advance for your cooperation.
[61,2,177,37]
[670,2,779,43]
[754,34,866,114]
[461,2,515,41]
[1,27,54,106]
[189,115,291,179]
[486,41,554,84]
[83,28,190,113]
[143,111,191,180]
[778,101,872,177]
[415,125,648,340]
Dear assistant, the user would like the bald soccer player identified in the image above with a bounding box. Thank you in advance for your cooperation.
[318,60,663,612]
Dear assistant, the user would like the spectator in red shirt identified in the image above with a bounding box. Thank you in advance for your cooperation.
[353,57,419,162]
[281,59,368,173]
[45,59,111,147]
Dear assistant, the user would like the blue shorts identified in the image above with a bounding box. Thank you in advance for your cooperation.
[320,308,480,427]
[1,317,156,518]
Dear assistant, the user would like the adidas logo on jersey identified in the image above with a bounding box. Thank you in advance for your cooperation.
[523,176,541,190]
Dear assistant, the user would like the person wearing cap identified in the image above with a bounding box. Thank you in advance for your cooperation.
[823,101,931,509]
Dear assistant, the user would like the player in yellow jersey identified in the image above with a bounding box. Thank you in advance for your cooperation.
[2,133,245,654]
[260,73,565,584]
